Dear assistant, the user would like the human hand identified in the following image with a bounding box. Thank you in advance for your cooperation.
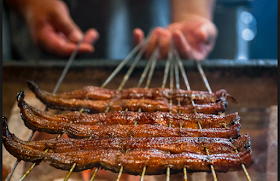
[133,14,217,60]
[21,0,99,57]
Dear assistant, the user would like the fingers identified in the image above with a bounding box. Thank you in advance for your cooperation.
[171,29,193,59]
[195,22,217,46]
[144,27,161,59]
[192,23,218,60]
[144,27,172,59]
[83,28,99,44]
[50,1,83,43]
[52,13,83,43]
[133,28,144,46]
[37,24,95,57]
[158,29,171,59]
[135,22,216,60]
[136,27,187,60]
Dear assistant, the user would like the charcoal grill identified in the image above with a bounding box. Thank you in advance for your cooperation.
[2,34,277,181]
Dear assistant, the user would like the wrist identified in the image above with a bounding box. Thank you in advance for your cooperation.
[171,0,216,22]
[171,13,211,25]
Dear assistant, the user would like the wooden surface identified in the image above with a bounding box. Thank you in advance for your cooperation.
[266,105,278,181]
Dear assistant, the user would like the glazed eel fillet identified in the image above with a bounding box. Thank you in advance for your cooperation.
[18,91,240,139]
[27,80,238,105]
[3,118,252,174]
[26,84,229,114]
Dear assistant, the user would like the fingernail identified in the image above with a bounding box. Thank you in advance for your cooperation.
[70,31,83,43]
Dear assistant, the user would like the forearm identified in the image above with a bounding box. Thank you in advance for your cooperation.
[171,0,216,22]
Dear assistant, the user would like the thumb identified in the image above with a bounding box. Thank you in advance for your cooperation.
[196,23,217,45]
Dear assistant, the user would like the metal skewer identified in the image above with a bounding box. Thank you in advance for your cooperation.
[18,34,148,181]
[138,48,159,181]
[189,50,252,181]
[102,30,153,88]
[18,162,36,181]
[101,41,144,88]
[137,49,156,88]
[15,38,85,181]
[53,38,84,94]
[88,45,151,181]
[162,50,172,88]
[195,60,212,93]
[174,57,188,181]
[64,163,76,181]
[118,45,147,90]
[140,166,146,181]
[116,166,124,181]
[145,48,159,88]
[10,32,251,181]
[5,131,35,181]
[166,56,174,181]
[89,168,99,181]
[174,49,217,181]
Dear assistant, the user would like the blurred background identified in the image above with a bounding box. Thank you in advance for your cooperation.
[2,0,278,61]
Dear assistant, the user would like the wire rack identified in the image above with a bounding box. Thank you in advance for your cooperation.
[5,34,252,181]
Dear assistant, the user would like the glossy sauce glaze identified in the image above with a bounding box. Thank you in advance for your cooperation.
[2,118,252,174]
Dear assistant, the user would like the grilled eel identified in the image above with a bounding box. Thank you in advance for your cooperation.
[18,93,241,138]
[62,123,240,139]
[2,118,252,174]
[26,84,228,114]
[18,91,240,138]
[18,91,239,129]
[27,80,238,105]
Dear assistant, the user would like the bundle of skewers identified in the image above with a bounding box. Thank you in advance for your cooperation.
[2,36,253,181]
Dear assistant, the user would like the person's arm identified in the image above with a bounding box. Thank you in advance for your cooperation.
[4,0,99,57]
[134,0,218,60]
[171,0,216,21]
